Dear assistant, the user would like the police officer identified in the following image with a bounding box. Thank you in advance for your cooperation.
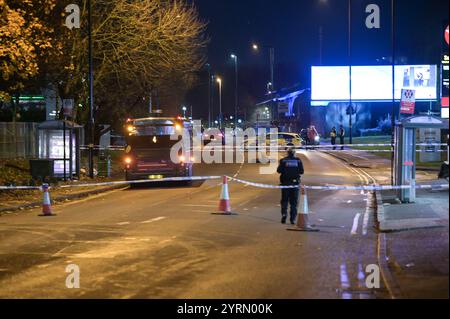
[330,127,337,150]
[277,146,305,224]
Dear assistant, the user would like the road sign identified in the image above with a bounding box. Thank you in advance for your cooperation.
[445,25,449,46]
[400,89,416,115]
[278,102,289,114]
[62,99,74,117]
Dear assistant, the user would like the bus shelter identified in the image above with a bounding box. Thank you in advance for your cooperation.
[37,120,82,180]
[394,115,449,203]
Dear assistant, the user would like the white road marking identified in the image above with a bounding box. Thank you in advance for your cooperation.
[351,213,361,235]
[117,222,130,226]
[340,263,352,299]
[362,210,370,236]
[183,204,216,208]
[347,200,352,204]
[141,216,167,224]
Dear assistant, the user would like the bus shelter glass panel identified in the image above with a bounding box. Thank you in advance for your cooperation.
[39,129,76,176]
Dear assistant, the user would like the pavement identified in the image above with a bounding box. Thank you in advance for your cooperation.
[0,184,126,215]
[0,150,392,299]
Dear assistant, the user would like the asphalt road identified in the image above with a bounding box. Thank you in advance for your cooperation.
[0,151,391,299]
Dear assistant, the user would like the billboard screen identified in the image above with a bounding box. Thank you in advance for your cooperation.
[311,66,349,101]
[394,65,437,100]
[311,65,438,104]
[352,66,393,100]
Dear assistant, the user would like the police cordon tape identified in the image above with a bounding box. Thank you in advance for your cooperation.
[1,175,448,191]
[0,176,221,190]
[80,143,447,151]
[225,176,449,191]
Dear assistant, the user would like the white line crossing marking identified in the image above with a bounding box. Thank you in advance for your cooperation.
[351,213,361,235]
[141,216,167,224]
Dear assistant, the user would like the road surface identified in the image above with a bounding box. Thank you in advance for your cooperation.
[0,151,391,299]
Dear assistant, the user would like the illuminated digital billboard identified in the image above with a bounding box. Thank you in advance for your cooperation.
[311,66,349,101]
[311,65,438,105]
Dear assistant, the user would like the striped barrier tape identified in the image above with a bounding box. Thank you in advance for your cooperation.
[0,176,222,190]
[80,146,125,151]
[226,176,449,191]
[0,176,220,190]
[0,185,42,190]
[235,143,446,149]
[58,176,221,188]
[1,175,447,192]
[80,143,446,151]
[319,149,447,153]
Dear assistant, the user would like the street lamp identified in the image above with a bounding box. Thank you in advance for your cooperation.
[252,43,275,93]
[182,106,187,118]
[216,77,223,129]
[205,63,212,128]
[230,54,238,127]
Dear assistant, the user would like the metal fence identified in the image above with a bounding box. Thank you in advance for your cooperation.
[0,122,39,159]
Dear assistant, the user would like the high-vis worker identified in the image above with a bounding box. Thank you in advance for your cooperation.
[277,147,305,224]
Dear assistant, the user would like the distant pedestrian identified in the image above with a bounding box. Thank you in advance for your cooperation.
[330,127,337,150]
[339,125,345,150]
[277,147,305,225]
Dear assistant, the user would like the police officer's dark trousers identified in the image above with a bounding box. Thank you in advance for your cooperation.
[281,187,299,223]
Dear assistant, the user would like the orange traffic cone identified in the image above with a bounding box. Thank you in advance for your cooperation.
[212,176,237,215]
[288,185,319,232]
[39,184,56,217]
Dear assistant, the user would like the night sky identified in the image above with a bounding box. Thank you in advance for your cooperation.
[187,0,449,119]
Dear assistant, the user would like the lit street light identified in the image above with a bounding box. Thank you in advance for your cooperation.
[252,43,275,93]
[230,54,239,127]
[182,106,187,118]
[216,77,223,129]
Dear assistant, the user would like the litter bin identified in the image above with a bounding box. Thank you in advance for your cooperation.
[29,159,54,181]
[97,150,111,177]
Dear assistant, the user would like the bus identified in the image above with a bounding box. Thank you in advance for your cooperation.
[123,117,193,181]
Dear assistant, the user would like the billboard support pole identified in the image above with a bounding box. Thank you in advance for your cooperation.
[348,0,353,144]
[390,0,396,186]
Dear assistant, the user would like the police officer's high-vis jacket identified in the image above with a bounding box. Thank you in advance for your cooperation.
[277,155,305,186]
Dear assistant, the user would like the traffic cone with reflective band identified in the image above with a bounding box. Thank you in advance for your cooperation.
[39,184,56,217]
[288,185,319,232]
[212,176,237,215]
